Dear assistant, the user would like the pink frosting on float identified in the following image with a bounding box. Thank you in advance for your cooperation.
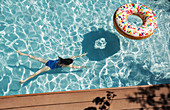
[115,3,158,37]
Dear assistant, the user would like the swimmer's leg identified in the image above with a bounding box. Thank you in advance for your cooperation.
[20,66,51,84]
[16,50,48,64]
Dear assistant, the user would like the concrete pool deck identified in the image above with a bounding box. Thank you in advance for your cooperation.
[0,84,169,110]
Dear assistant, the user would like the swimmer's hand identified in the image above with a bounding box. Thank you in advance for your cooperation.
[16,50,22,55]
[82,53,88,56]
[81,66,89,69]
[70,53,88,59]
[19,81,24,85]
[84,66,89,69]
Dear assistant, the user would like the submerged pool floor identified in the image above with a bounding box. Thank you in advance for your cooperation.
[0,0,170,96]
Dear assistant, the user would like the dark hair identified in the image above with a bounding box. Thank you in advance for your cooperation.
[58,56,73,65]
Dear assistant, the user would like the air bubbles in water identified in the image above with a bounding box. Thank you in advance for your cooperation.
[94,38,107,49]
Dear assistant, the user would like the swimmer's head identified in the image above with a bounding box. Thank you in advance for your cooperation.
[58,56,73,65]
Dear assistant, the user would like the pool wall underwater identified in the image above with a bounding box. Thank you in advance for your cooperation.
[0,0,169,96]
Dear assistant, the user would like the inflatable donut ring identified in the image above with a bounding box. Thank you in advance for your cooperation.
[113,3,158,40]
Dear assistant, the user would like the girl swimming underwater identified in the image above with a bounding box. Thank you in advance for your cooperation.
[16,50,88,84]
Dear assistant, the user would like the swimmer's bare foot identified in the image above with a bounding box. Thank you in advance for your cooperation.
[82,52,88,56]
[16,50,23,55]
[19,80,24,84]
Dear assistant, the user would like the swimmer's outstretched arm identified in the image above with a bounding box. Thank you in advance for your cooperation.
[70,53,88,59]
[20,66,51,84]
[67,64,88,69]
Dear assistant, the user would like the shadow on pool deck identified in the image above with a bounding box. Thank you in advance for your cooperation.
[84,91,117,110]
[0,84,169,110]
[127,84,170,109]
[83,84,170,110]
[82,28,120,61]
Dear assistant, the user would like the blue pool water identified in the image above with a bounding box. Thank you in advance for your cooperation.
[0,0,169,96]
